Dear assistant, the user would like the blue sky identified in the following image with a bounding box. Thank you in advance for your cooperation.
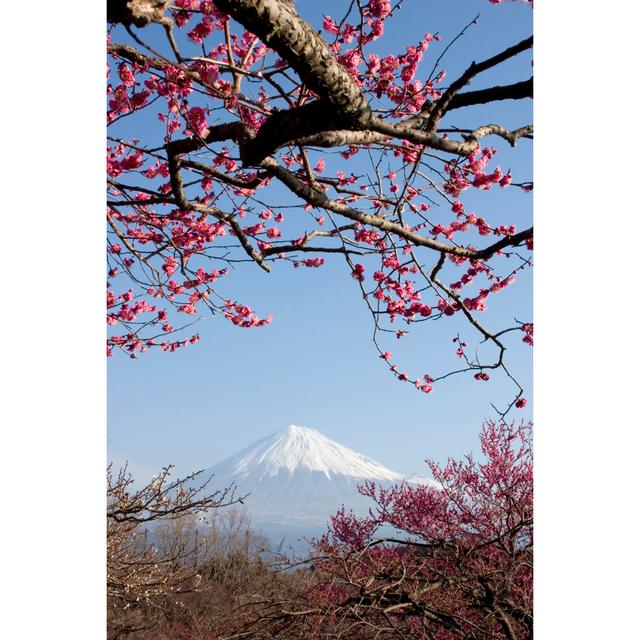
[108,0,533,480]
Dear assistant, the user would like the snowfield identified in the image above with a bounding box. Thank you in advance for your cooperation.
[212,424,405,481]
[198,425,438,538]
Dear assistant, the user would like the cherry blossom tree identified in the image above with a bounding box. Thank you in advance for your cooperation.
[246,420,532,639]
[107,0,532,414]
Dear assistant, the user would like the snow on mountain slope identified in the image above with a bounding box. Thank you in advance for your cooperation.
[200,425,437,537]
[212,424,405,481]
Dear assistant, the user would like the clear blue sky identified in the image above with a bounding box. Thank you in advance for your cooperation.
[108,0,533,480]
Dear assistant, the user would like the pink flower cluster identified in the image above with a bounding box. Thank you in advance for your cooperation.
[306,420,533,637]
[444,147,511,198]
[223,301,272,328]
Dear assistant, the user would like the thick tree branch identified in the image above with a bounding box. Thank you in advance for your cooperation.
[465,124,533,147]
[242,100,354,165]
[212,0,371,124]
[368,116,478,155]
[107,0,171,27]
[447,77,533,112]
[249,78,534,161]
[166,121,253,156]
[262,244,355,257]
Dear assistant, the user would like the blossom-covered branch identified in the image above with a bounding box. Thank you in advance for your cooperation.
[106,0,533,413]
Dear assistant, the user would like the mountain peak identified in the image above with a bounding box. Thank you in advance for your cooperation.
[282,424,319,436]
[211,424,405,481]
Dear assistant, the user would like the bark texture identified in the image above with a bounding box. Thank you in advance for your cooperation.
[212,0,371,125]
[107,0,171,27]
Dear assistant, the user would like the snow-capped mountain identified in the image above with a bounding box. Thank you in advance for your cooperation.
[210,424,405,483]
[200,425,437,541]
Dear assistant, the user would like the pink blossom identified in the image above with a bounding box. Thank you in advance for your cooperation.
[184,106,209,138]
[162,256,179,277]
[352,263,366,281]
[368,0,391,19]
[323,16,340,34]
[118,63,135,87]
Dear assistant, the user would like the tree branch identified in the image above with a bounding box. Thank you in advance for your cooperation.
[212,0,371,124]
[425,36,533,131]
[447,77,533,112]
[166,148,271,272]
